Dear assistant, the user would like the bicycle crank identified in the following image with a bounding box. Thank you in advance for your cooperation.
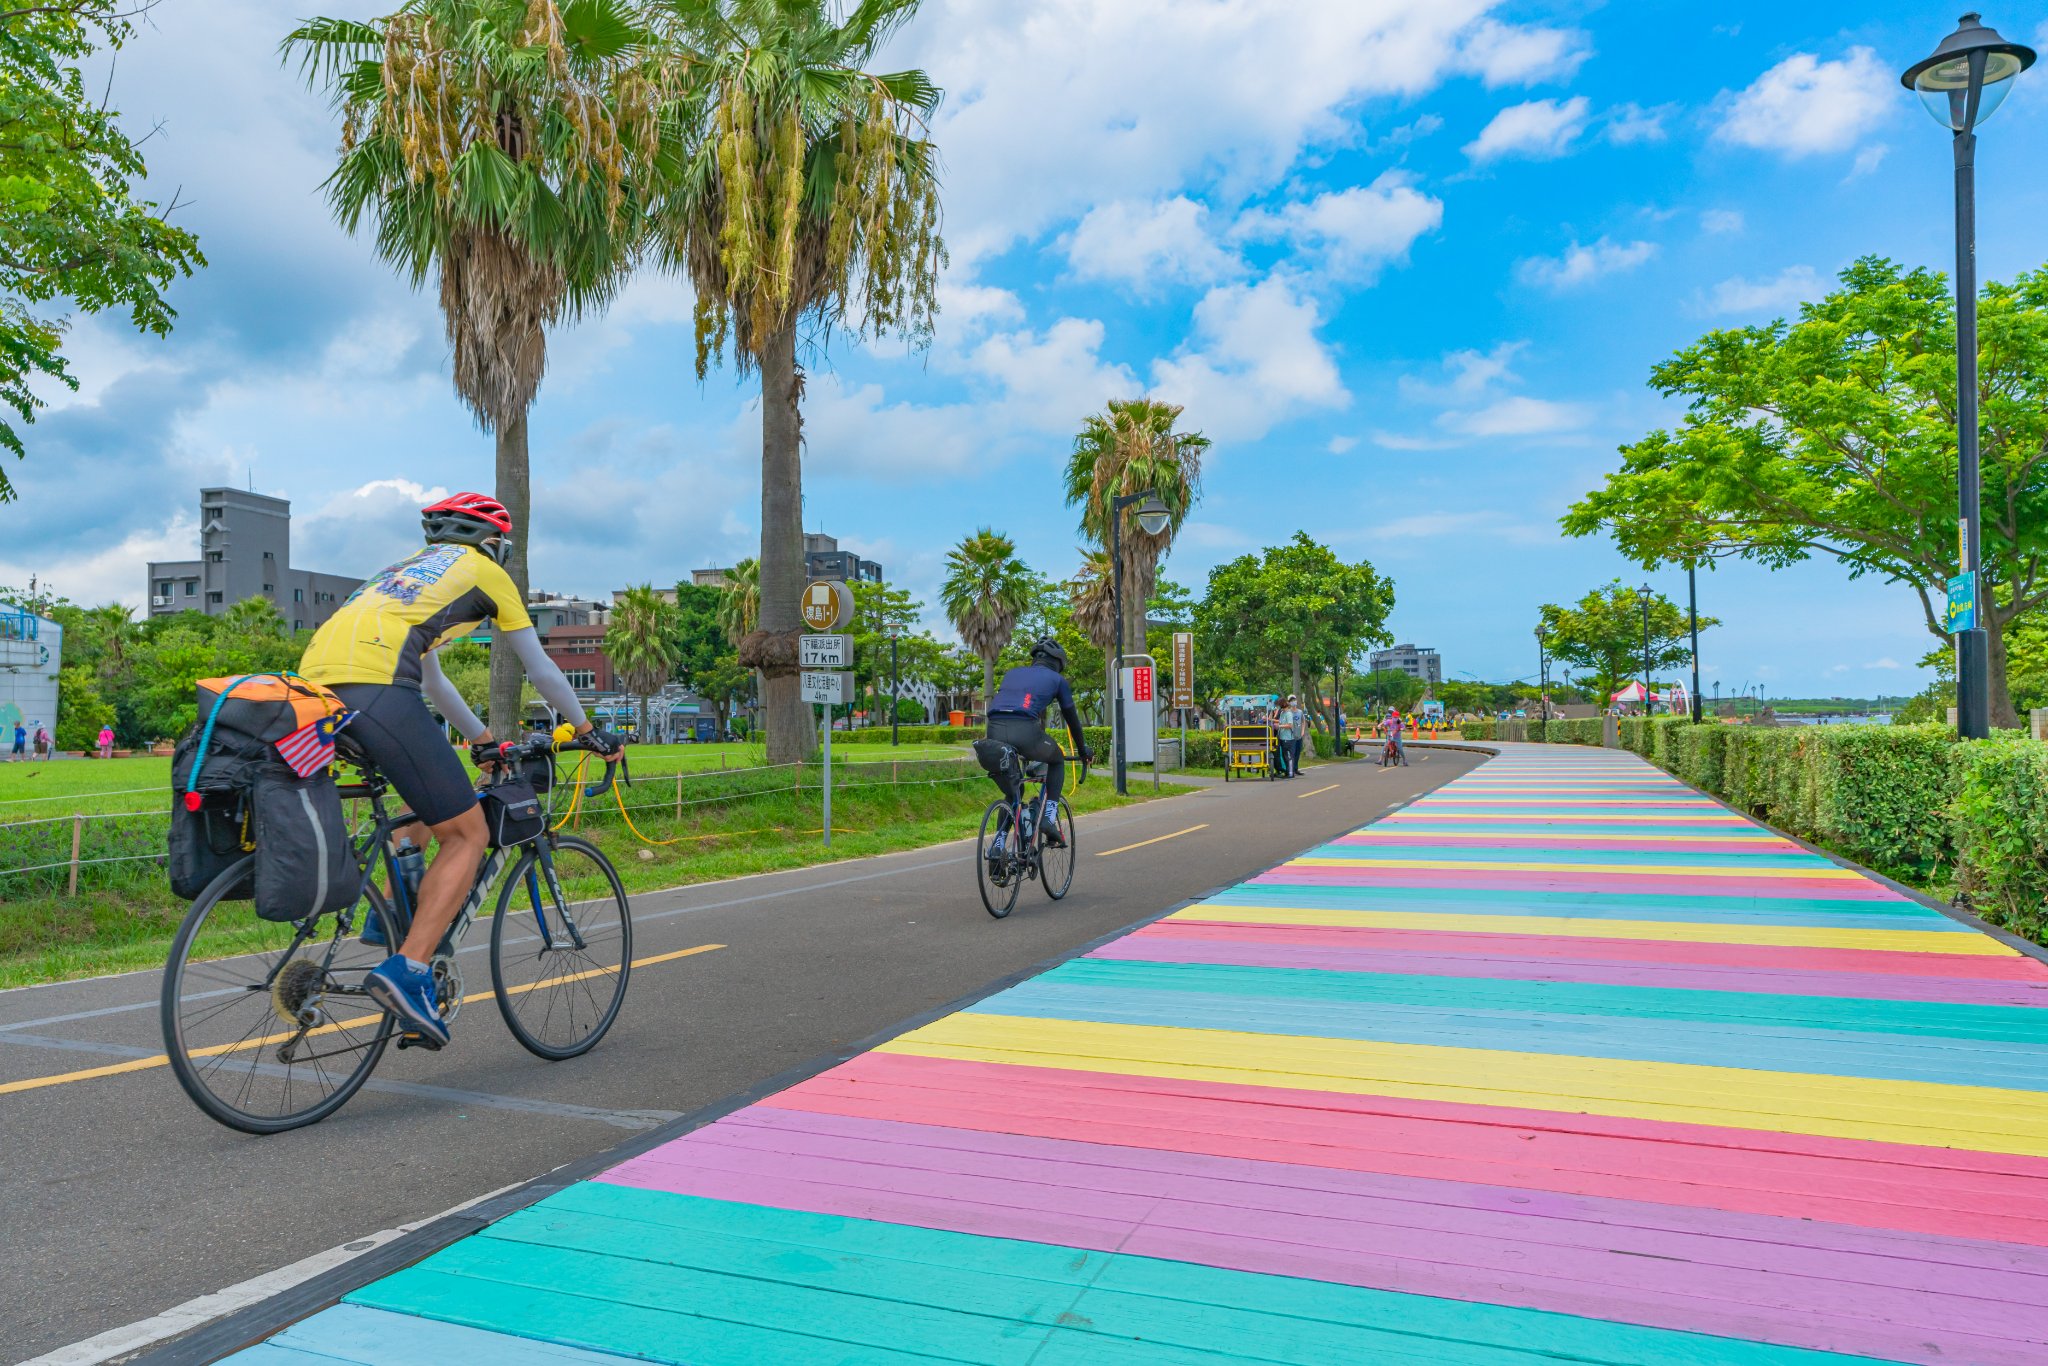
[431,954,464,1025]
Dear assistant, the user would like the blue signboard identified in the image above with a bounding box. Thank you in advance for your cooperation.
[1947,572,1977,633]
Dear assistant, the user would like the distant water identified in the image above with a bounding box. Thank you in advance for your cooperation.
[1777,713,1893,726]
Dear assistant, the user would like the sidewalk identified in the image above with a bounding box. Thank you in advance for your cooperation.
[230,746,2048,1364]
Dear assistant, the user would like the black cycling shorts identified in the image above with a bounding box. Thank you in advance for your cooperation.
[331,683,478,828]
[986,713,1069,801]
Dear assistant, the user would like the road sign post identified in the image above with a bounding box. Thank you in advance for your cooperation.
[799,582,856,845]
[1171,632,1194,772]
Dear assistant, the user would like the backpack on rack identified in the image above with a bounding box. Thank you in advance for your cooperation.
[167,673,361,920]
[972,738,1024,804]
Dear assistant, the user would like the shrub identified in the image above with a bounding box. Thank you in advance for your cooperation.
[1458,720,1495,740]
[1950,736,2048,943]
[1810,724,1952,879]
[1182,733,1225,768]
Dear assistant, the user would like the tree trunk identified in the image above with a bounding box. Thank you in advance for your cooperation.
[1289,653,1302,707]
[981,655,995,720]
[488,411,530,736]
[1987,617,2021,730]
[758,323,812,763]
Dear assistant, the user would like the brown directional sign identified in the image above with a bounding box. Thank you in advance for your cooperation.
[1171,632,1194,708]
[800,580,855,632]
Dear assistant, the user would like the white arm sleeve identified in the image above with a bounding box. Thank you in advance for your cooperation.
[420,649,487,741]
[501,626,591,729]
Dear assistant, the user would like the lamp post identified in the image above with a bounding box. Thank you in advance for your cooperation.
[1687,565,1703,723]
[1639,582,1654,715]
[888,628,901,747]
[1904,14,2034,738]
[1533,626,1548,720]
[1111,490,1170,795]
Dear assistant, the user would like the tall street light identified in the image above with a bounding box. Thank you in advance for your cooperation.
[889,627,901,748]
[1903,13,2034,738]
[1639,582,1654,715]
[1112,490,1170,795]
[1687,565,1703,724]
[1533,625,1548,720]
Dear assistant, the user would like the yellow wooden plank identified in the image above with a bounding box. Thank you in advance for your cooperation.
[1166,902,2017,955]
[881,1013,2048,1156]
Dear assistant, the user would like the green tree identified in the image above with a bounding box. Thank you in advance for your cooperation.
[939,529,1033,716]
[54,663,111,751]
[651,0,943,763]
[0,3,204,498]
[716,558,759,646]
[1351,668,1426,714]
[850,579,921,724]
[669,581,746,736]
[1195,533,1394,733]
[286,0,653,732]
[1564,256,2048,728]
[1066,398,1209,700]
[1538,581,1717,704]
[220,595,288,639]
[606,585,682,737]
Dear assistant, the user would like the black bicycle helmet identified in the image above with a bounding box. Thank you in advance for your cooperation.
[1029,636,1068,673]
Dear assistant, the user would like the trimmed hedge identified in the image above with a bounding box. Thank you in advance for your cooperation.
[1952,737,2048,945]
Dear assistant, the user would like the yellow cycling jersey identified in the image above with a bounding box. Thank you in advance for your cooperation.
[299,543,532,688]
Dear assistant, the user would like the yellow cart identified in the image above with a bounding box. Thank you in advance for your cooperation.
[1218,694,1279,782]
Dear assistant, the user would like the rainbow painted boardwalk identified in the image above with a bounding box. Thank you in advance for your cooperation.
[234,746,2048,1364]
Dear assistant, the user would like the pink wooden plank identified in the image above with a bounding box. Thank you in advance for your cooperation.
[1250,865,1901,900]
[1087,934,2048,1006]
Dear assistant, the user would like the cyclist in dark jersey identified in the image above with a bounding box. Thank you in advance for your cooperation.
[982,638,1092,844]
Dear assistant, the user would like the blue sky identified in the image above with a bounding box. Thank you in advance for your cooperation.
[8,1,2048,700]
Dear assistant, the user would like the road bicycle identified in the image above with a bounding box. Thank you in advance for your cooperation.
[159,731,631,1134]
[976,754,1088,919]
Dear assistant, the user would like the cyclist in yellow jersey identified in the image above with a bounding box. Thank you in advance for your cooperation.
[301,492,621,1046]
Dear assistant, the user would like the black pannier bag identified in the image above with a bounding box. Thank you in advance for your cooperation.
[249,765,362,922]
[972,738,1024,804]
[480,779,545,848]
[168,723,263,901]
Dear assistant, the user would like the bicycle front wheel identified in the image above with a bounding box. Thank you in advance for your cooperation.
[160,863,398,1135]
[490,834,632,1060]
[1040,800,1076,900]
[976,801,1022,919]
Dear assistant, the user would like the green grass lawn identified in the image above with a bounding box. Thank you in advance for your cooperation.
[0,749,1179,989]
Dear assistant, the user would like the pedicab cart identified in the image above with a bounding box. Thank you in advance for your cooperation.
[1217,693,1280,781]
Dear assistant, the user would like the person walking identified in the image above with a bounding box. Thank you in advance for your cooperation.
[95,724,114,760]
[8,721,24,761]
[1274,695,1307,778]
[32,725,49,760]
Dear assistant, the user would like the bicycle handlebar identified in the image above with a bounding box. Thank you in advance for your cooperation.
[487,731,630,799]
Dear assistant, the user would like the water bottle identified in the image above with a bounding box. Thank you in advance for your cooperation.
[393,838,425,908]
[1021,805,1037,842]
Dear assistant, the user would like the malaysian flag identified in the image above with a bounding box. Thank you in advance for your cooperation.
[275,712,343,778]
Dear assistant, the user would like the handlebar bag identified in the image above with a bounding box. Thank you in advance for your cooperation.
[249,763,362,922]
[480,779,545,848]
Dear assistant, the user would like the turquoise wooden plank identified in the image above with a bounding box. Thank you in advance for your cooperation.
[971,984,2048,1090]
[1203,885,1960,928]
[1035,959,2048,1043]
[235,1304,639,1365]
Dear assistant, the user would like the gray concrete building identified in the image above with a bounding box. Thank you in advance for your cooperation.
[145,488,360,631]
[803,531,882,584]
[1368,643,1442,685]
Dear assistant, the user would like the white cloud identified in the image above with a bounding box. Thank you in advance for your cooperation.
[1375,509,1555,545]
[1604,102,1672,145]
[1516,238,1658,290]
[1371,430,1460,451]
[1368,114,1443,153]
[897,0,1527,263]
[1846,143,1889,180]
[1398,340,1524,403]
[1463,96,1590,162]
[967,318,1141,429]
[1064,197,1239,289]
[1231,172,1443,279]
[1866,657,1902,670]
[0,514,200,610]
[936,279,1026,340]
[1697,265,1821,316]
[1327,436,1358,454]
[1715,48,1892,156]
[1438,395,1591,437]
[1452,19,1590,87]
[1700,208,1746,234]
[1151,275,1349,441]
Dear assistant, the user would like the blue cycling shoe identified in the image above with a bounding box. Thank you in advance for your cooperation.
[364,955,449,1048]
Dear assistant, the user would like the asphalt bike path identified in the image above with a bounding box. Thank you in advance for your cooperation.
[207,741,2048,1365]
[2,752,1482,1361]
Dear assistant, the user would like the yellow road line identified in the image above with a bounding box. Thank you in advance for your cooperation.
[0,943,724,1097]
[1295,784,1340,799]
[1095,824,1209,857]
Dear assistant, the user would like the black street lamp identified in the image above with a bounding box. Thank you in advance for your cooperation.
[1533,625,1548,720]
[1111,490,1170,795]
[889,628,901,747]
[1639,582,1654,715]
[1903,13,2034,738]
[1687,564,1703,724]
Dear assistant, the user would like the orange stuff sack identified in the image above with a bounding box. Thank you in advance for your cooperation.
[194,674,345,745]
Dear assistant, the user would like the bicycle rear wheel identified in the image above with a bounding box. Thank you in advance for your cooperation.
[160,862,398,1135]
[1040,799,1076,900]
[490,834,632,1060]
[976,801,1022,919]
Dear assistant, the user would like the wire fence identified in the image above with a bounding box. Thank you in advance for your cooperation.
[0,750,989,898]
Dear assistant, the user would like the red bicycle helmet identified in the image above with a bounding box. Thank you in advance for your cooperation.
[421,492,514,560]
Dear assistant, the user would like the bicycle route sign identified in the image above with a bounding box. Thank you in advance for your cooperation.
[799,633,852,669]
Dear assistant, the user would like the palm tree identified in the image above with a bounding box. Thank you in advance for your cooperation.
[1067,550,1116,720]
[715,557,760,646]
[286,1,655,733]
[221,596,288,638]
[1066,399,1209,680]
[605,585,681,740]
[646,0,944,763]
[939,530,1032,717]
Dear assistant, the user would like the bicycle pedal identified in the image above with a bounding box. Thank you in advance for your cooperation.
[395,1031,445,1052]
